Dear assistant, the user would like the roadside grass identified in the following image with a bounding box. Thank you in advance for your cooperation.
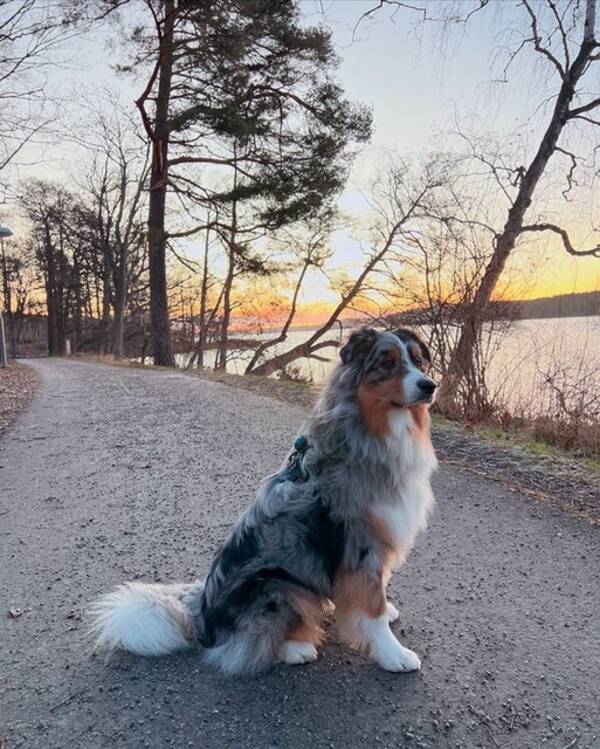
[432,413,600,474]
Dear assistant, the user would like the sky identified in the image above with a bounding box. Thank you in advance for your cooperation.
[4,0,599,317]
[315,0,599,304]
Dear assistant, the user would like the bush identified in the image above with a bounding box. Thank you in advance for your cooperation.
[531,415,600,461]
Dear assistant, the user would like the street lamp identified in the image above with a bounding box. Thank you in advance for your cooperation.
[0,225,14,367]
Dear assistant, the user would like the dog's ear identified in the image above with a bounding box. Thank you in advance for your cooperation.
[340,327,378,365]
[393,328,431,365]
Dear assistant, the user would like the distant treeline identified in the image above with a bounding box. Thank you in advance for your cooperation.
[388,291,600,328]
[498,291,600,320]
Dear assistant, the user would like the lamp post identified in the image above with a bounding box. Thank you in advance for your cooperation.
[0,307,6,367]
[0,225,14,367]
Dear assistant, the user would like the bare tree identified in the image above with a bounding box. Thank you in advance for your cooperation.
[358,0,600,414]
[374,212,514,418]
[438,0,600,411]
[0,1,72,173]
[19,177,147,357]
[184,214,226,370]
[77,103,150,357]
[244,221,334,375]
[0,238,40,354]
[20,182,75,355]
[248,161,445,377]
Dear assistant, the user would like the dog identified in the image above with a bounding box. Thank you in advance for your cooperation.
[91,326,438,674]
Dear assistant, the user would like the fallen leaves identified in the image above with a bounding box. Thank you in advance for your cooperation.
[0,362,38,434]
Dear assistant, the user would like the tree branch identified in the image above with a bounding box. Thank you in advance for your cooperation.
[521,0,566,79]
[521,223,600,257]
[554,145,579,199]
[568,96,600,118]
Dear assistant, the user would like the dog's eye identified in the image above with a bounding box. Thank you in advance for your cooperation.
[380,358,395,371]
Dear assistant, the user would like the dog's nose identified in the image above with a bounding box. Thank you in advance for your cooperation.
[418,378,436,394]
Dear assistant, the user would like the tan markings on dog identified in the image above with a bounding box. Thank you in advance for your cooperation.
[408,404,431,443]
[366,511,403,572]
[286,620,320,645]
[357,348,408,438]
[288,592,325,645]
[166,601,196,642]
[358,379,405,439]
[367,511,398,554]
[408,342,421,362]
[334,569,387,619]
[357,384,392,438]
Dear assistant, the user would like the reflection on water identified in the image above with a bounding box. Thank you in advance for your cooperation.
[483,316,599,414]
[177,316,600,415]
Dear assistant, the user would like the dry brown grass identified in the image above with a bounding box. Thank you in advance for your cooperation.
[531,415,600,462]
[0,362,39,434]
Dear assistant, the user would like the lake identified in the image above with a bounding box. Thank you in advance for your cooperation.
[177,316,600,417]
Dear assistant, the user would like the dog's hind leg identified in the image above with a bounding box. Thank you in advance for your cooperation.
[201,587,325,674]
[278,640,318,665]
[203,614,288,675]
[278,593,325,666]
[278,619,320,665]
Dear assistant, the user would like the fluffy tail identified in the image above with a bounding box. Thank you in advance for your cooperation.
[90,581,204,657]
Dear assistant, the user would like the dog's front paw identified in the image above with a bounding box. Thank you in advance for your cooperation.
[279,640,318,666]
[373,639,421,673]
[386,601,400,623]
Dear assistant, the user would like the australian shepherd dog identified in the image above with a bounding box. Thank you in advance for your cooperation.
[91,327,438,674]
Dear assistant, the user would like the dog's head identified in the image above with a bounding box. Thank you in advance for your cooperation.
[340,326,436,411]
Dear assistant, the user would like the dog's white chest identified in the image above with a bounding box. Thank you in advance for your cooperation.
[374,410,437,553]
[374,477,434,551]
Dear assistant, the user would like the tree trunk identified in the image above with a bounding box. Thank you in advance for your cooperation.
[100,250,112,355]
[216,160,238,372]
[55,239,66,356]
[45,281,59,356]
[43,223,61,356]
[437,7,598,412]
[215,245,234,371]
[146,0,175,366]
[72,256,83,352]
[250,338,340,378]
[0,239,17,358]
[197,229,210,368]
[191,222,211,369]
[111,249,128,358]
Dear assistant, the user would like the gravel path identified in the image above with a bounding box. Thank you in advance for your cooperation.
[1,358,599,749]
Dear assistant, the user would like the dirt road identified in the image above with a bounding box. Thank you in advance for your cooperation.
[1,358,598,748]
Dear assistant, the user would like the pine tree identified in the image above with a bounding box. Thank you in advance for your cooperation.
[90,0,371,365]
